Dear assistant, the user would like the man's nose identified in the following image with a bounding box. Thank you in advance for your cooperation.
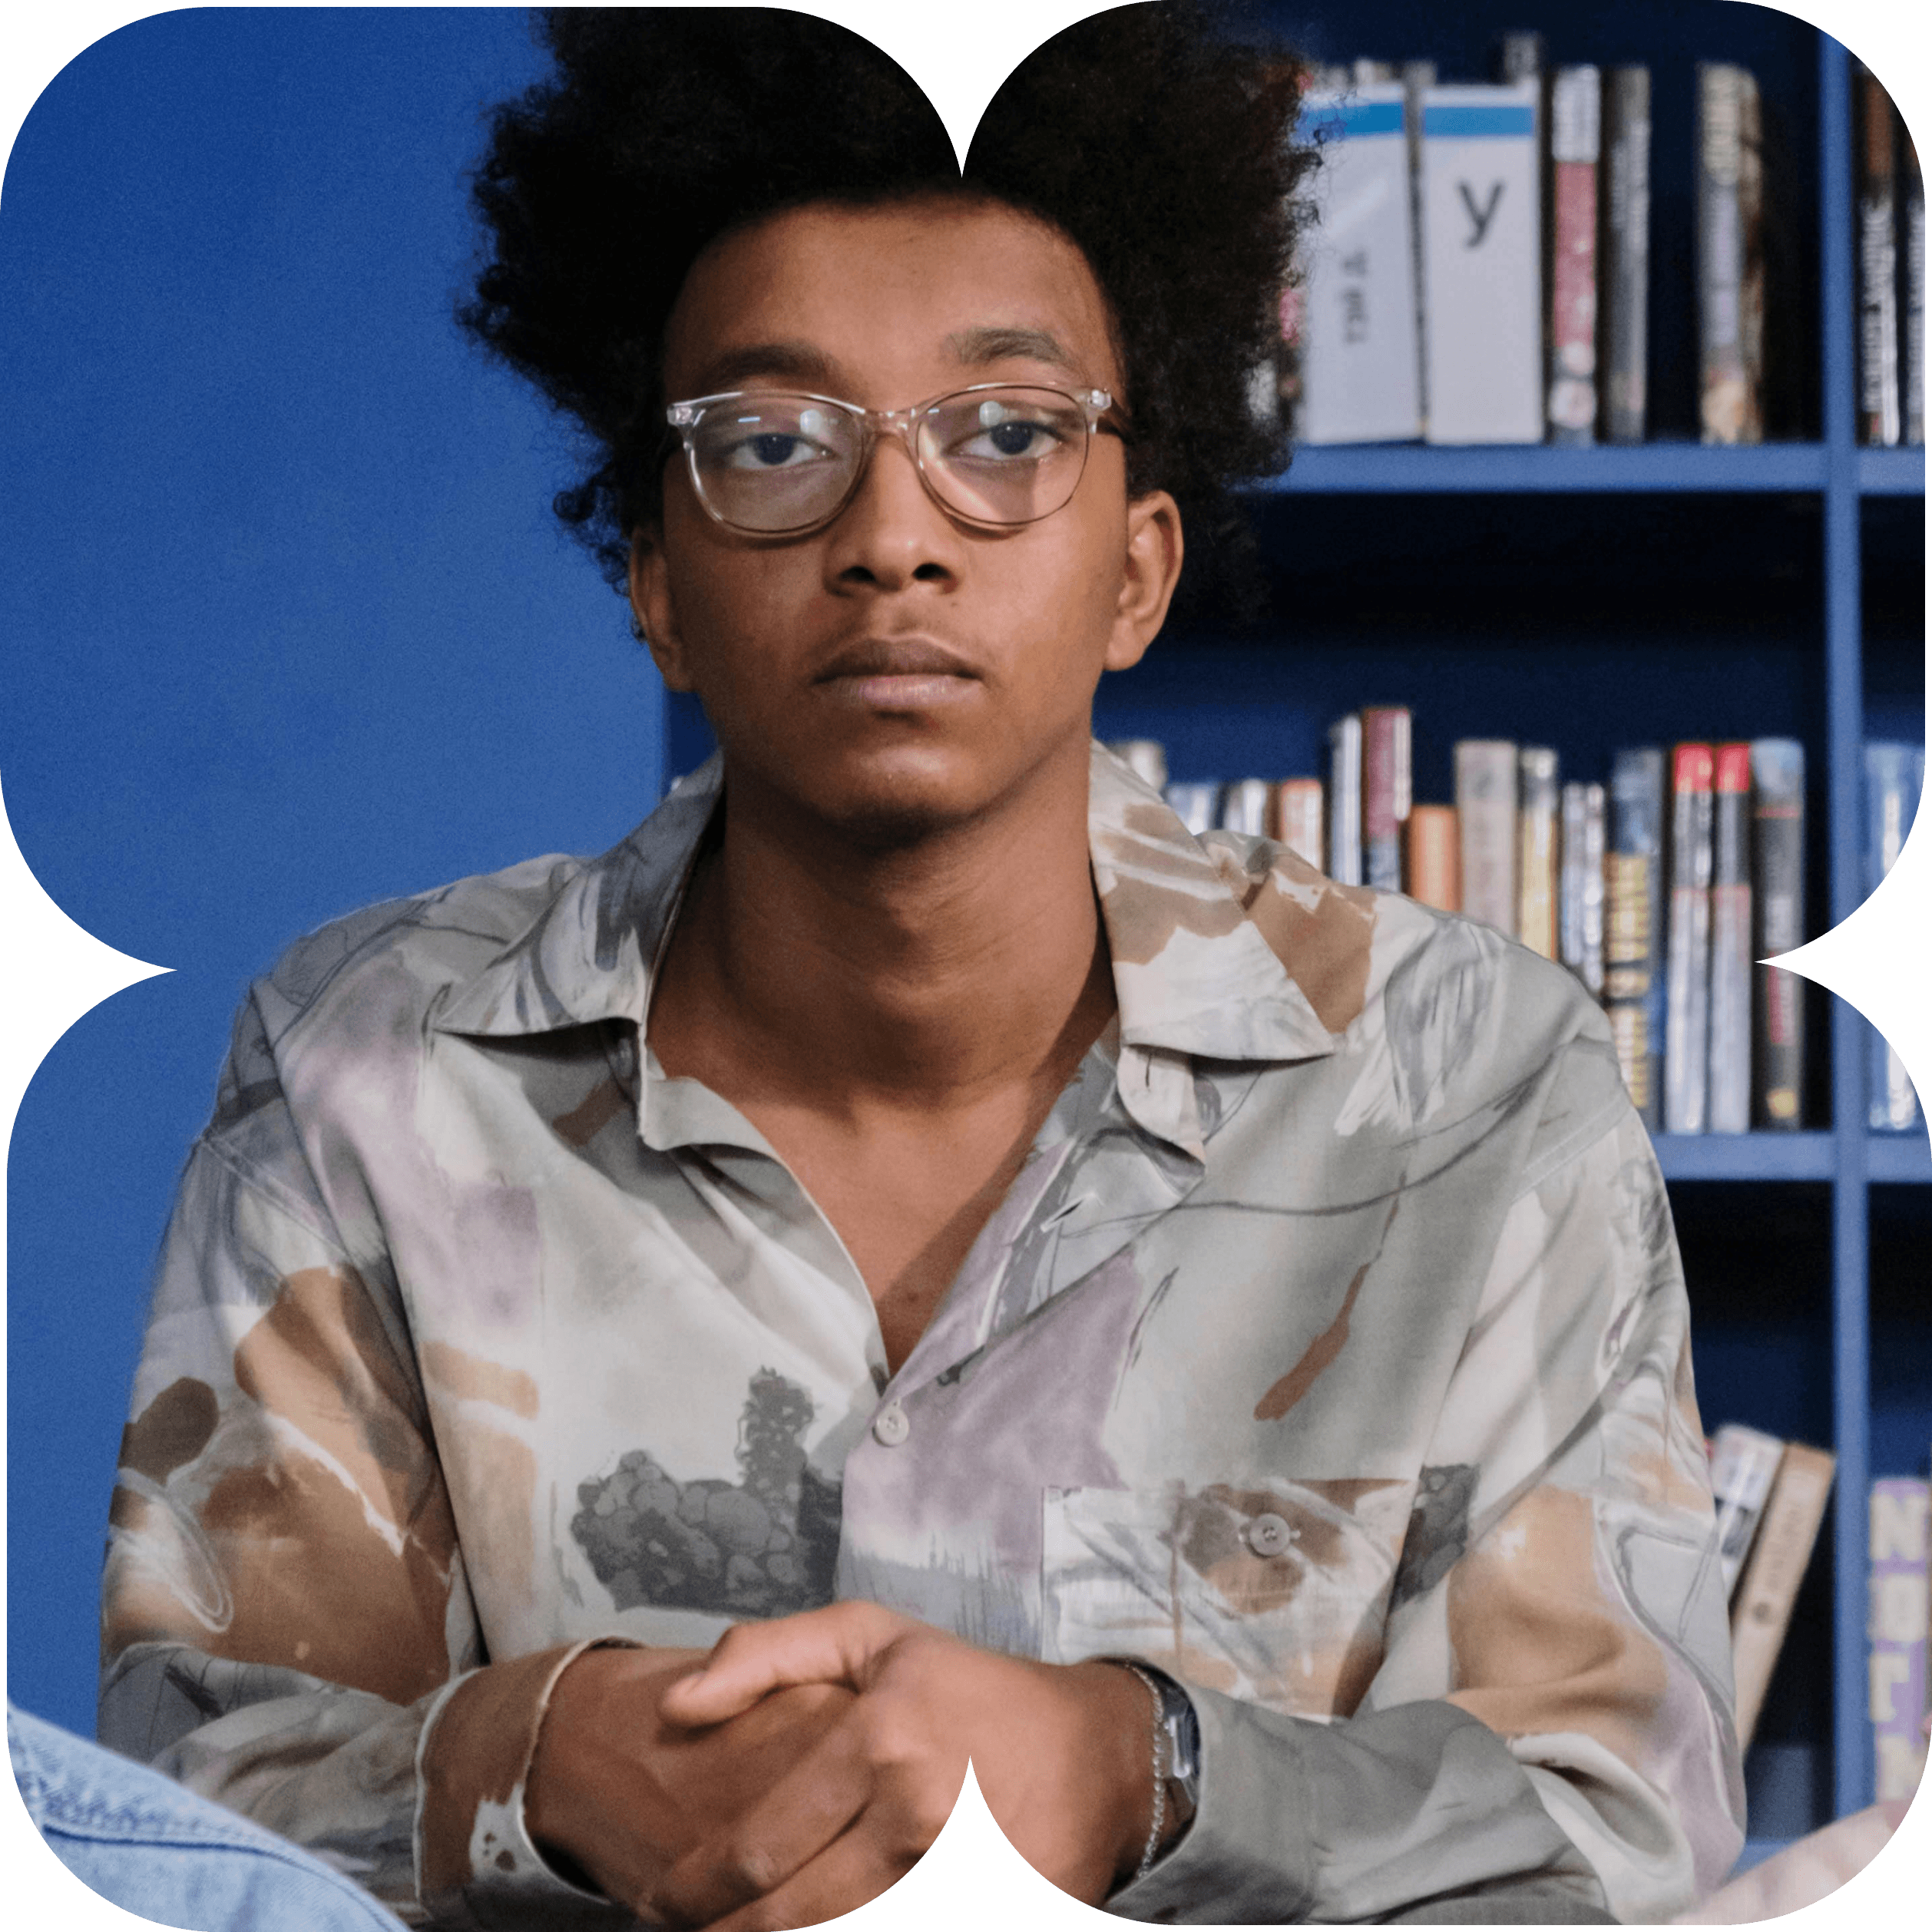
[821,429,964,589]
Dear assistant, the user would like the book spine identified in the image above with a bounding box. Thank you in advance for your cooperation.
[1752,739,1806,1129]
[1402,61,1437,438]
[1709,1424,1788,1599]
[1272,779,1325,872]
[1731,1443,1836,1752]
[1697,65,1752,445]
[1104,739,1168,792]
[1866,742,1926,1130]
[1904,122,1924,446]
[1600,68,1651,444]
[1163,782,1219,837]
[1708,743,1754,1133]
[1219,778,1272,838]
[1559,782,1606,994]
[1547,67,1600,445]
[1606,749,1666,1127]
[1517,747,1560,959]
[1456,740,1518,934]
[1361,706,1412,893]
[1328,714,1364,886]
[1404,804,1460,911]
[1869,1477,1930,1801]
[1666,743,1716,1134]
[1859,70,1903,447]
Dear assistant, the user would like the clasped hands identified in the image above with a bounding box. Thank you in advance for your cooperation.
[526,1602,1166,1930]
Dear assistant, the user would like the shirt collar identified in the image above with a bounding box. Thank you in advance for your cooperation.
[435,742,1347,1084]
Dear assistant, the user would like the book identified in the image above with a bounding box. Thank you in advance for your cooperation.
[1219,779,1271,838]
[1697,65,1763,445]
[1547,65,1600,445]
[1707,743,1754,1134]
[1665,743,1716,1135]
[1709,1423,1787,1597]
[1272,779,1325,871]
[1869,1478,1930,1801]
[1401,61,1437,437]
[1457,739,1519,935]
[1738,74,1765,445]
[1904,121,1925,446]
[1298,87,1424,444]
[1559,781,1605,995]
[1600,68,1652,444]
[1328,714,1364,886]
[1517,746,1560,959]
[1858,68,1902,448]
[1751,739,1806,1130]
[1421,84,1544,444]
[1404,804,1459,911]
[1606,749,1666,1128]
[1732,1441,1836,1752]
[1361,705,1412,892]
[1866,741,1925,1130]
[1105,739,1167,791]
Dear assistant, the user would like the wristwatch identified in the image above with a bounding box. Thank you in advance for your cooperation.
[1146,1667,1201,1822]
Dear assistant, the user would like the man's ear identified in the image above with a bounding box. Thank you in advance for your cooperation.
[1104,490,1184,675]
[628,528,696,691]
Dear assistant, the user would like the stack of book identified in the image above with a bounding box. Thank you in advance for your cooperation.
[1107,723,1920,1136]
[1285,35,1923,448]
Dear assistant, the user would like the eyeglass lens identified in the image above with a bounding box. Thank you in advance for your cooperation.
[684,389,1093,534]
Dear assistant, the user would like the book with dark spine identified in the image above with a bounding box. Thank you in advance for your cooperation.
[1328,714,1363,887]
[1866,741,1925,1130]
[1547,66,1600,444]
[1606,749,1666,1127]
[1707,743,1754,1133]
[1272,779,1324,872]
[1558,781,1605,996]
[1904,119,1924,446]
[1404,805,1459,911]
[1738,75,1765,441]
[1858,68,1902,447]
[1456,740,1518,935]
[1517,747,1560,960]
[1361,705,1412,893]
[1600,68,1651,443]
[1709,1423,1787,1598]
[1751,739,1807,1129]
[1732,1443,1835,1752]
[1869,1477,1930,1801]
[1665,743,1716,1135]
[1697,65,1762,445]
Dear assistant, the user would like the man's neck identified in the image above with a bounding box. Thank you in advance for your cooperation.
[653,743,1113,1115]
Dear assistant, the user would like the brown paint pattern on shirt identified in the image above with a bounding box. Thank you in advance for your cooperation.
[1254,1203,1398,1422]
[423,1340,540,1420]
[551,1077,627,1149]
[118,1377,220,1483]
[201,1265,460,1705]
[1445,1484,1669,1768]
[1242,868,1378,1035]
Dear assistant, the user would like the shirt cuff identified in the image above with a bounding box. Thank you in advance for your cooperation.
[417,1636,643,1930]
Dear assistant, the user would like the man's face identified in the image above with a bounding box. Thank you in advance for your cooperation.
[632,194,1180,842]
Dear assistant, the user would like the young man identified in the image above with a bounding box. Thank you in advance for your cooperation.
[101,11,1744,1927]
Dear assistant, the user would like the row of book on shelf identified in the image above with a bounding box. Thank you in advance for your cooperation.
[1283,33,1926,449]
[1709,1425,1931,1804]
[1107,726,1924,1134]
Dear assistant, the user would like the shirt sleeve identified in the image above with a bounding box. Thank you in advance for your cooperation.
[98,992,634,1930]
[1111,1067,1745,1924]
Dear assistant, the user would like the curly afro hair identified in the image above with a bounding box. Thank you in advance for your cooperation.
[461,5,1311,591]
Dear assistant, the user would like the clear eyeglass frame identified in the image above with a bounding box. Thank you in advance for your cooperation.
[662,382,1124,538]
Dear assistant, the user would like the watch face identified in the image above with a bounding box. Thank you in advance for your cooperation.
[1158,1679,1202,1790]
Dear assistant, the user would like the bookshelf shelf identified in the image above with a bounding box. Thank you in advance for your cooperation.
[1855,446,1927,496]
[1267,442,1834,495]
[1867,1135,1932,1185]
[1653,1133,1838,1183]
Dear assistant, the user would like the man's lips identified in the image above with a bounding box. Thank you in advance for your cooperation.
[812,637,983,708]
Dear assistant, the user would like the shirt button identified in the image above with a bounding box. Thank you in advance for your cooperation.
[871,1401,911,1447]
[1246,1511,1294,1558]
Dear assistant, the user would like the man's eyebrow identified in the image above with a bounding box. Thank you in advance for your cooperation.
[946,326,1081,373]
[681,340,842,395]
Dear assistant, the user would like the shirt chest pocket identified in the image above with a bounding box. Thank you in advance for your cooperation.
[1039,1477,1413,1719]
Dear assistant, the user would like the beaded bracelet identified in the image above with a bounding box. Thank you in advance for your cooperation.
[1110,1659,1169,1884]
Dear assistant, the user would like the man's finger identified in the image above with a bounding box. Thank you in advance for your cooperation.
[695,1815,925,1932]
[659,1601,905,1727]
[647,1708,875,1926]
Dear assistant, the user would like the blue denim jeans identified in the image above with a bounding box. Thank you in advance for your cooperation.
[9,1704,406,1930]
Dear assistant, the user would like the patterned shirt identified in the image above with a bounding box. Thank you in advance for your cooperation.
[101,743,1745,1926]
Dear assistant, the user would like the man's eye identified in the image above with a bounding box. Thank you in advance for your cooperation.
[720,431,828,470]
[952,416,1063,462]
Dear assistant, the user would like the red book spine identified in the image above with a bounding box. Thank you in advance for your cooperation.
[1360,706,1412,893]
[1547,67,1600,444]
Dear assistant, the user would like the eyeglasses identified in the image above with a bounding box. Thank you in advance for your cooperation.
[663,383,1125,537]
